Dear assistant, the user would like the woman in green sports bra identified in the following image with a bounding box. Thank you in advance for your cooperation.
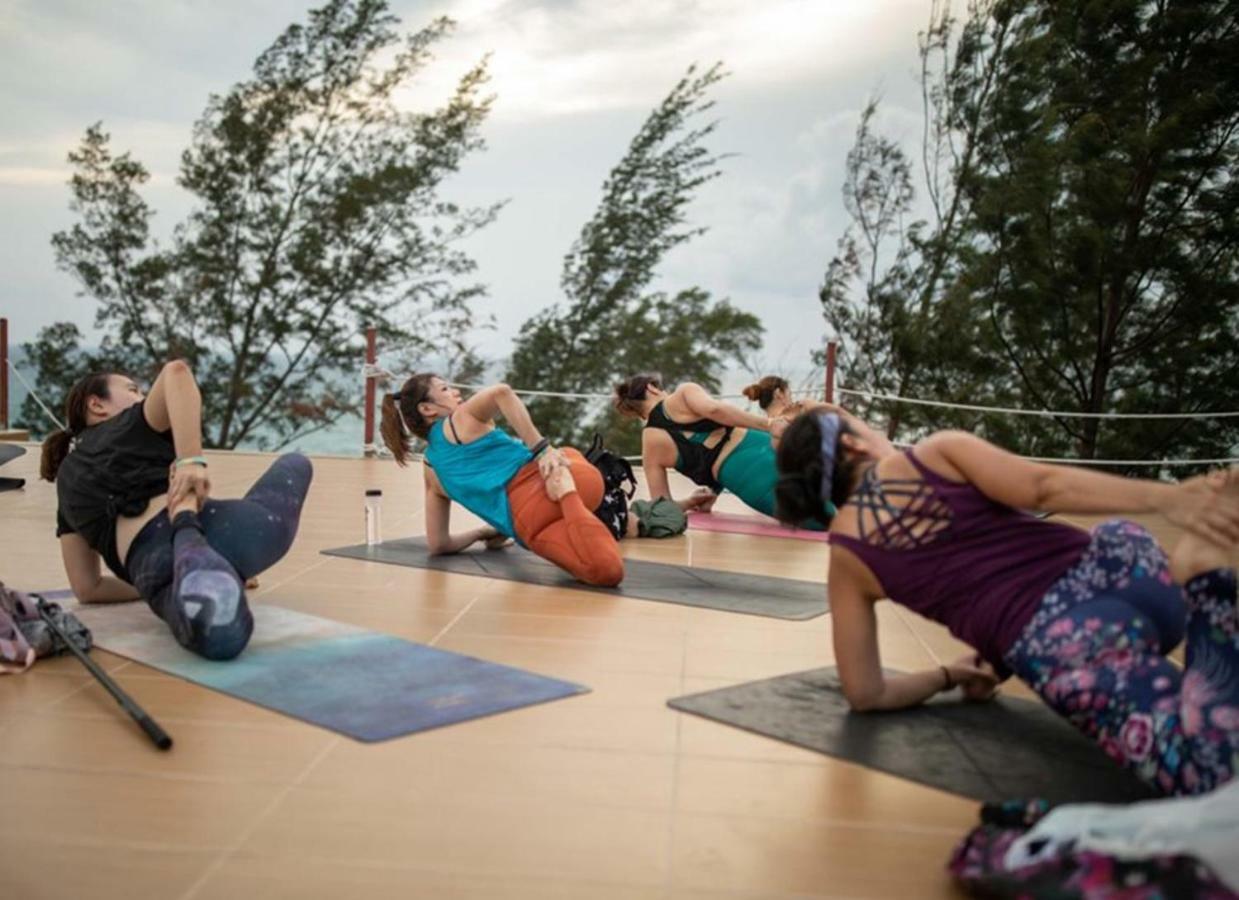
[613,373,821,528]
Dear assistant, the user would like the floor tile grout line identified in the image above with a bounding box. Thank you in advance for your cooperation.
[253,557,329,598]
[428,595,479,646]
[663,629,689,892]
[891,604,942,665]
[177,735,342,900]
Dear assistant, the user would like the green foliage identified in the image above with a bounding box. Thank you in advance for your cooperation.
[34,0,498,447]
[821,0,1239,471]
[506,63,762,454]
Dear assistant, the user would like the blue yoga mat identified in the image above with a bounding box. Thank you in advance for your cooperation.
[54,595,587,742]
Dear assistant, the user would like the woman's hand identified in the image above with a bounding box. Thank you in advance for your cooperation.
[680,488,718,513]
[479,527,512,550]
[1164,470,1239,547]
[537,446,564,479]
[946,654,1000,702]
[168,462,210,514]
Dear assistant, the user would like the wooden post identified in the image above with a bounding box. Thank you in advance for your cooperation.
[824,340,837,405]
[1,317,8,431]
[363,326,377,455]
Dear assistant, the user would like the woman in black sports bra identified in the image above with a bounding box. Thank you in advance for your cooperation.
[613,373,809,522]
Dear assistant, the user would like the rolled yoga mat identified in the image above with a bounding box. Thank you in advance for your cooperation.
[687,510,830,543]
[668,667,1155,805]
[322,538,828,620]
[62,597,587,742]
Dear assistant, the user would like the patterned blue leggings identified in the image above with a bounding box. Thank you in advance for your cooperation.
[1005,520,1239,796]
[126,454,313,660]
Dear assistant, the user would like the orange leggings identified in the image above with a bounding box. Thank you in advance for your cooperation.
[507,448,625,587]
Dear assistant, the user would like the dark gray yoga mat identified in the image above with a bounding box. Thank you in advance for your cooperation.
[0,443,25,491]
[668,667,1155,805]
[322,538,828,620]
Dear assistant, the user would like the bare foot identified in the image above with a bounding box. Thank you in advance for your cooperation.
[1170,468,1239,584]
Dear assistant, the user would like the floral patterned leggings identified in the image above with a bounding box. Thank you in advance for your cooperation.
[1004,520,1239,796]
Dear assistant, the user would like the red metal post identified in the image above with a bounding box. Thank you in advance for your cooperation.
[363,326,377,454]
[1,317,8,430]
[824,340,837,405]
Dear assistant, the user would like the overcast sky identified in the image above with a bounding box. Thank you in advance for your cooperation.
[1,0,935,387]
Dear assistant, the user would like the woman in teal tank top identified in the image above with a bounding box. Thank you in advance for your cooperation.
[380,375,624,587]
[612,373,823,529]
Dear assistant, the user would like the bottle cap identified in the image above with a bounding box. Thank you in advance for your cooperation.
[365,489,383,497]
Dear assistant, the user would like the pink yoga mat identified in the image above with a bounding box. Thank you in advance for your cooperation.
[687,511,830,542]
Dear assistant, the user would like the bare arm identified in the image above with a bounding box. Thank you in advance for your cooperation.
[457,384,544,448]
[423,468,498,555]
[830,550,994,711]
[143,360,203,458]
[677,383,773,432]
[641,431,674,500]
[927,431,1239,544]
[60,534,141,603]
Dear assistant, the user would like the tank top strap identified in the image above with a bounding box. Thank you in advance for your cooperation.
[903,447,956,488]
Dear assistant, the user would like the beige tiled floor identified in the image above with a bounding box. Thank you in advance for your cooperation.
[0,445,1145,899]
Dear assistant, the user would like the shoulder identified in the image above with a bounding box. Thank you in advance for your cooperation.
[906,431,983,483]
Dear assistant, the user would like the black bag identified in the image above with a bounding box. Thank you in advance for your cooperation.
[584,434,637,541]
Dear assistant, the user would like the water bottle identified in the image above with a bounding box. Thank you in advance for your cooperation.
[364,489,382,545]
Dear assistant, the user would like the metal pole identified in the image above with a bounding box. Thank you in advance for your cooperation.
[825,340,838,405]
[1,317,8,430]
[34,598,172,750]
[363,326,377,455]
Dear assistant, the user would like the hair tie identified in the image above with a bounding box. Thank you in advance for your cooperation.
[388,394,413,438]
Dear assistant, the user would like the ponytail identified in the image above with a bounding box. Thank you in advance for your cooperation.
[39,372,112,482]
[379,372,439,466]
[39,430,74,482]
[379,393,412,466]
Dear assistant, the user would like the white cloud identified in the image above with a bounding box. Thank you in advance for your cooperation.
[396,0,930,120]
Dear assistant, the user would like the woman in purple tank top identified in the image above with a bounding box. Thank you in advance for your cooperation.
[774,407,1239,796]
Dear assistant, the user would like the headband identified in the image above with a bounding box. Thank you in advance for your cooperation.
[815,410,841,518]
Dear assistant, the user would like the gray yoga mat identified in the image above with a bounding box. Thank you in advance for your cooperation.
[322,538,828,620]
[0,443,25,491]
[668,667,1155,805]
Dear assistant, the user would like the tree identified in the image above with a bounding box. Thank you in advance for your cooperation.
[819,1,1014,440]
[962,0,1239,465]
[821,0,1239,470]
[506,63,763,453]
[28,0,499,448]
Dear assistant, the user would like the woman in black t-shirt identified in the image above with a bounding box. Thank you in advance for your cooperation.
[42,361,312,660]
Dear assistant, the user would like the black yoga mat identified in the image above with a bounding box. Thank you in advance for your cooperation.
[668,667,1155,805]
[322,538,828,620]
[0,443,25,491]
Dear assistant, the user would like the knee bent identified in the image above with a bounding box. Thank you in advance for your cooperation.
[584,555,624,588]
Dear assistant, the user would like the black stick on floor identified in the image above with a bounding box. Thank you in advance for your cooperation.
[34,597,173,751]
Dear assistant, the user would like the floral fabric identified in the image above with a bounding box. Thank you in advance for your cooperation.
[1005,520,1239,796]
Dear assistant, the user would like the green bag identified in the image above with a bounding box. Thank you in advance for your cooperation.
[630,497,688,538]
